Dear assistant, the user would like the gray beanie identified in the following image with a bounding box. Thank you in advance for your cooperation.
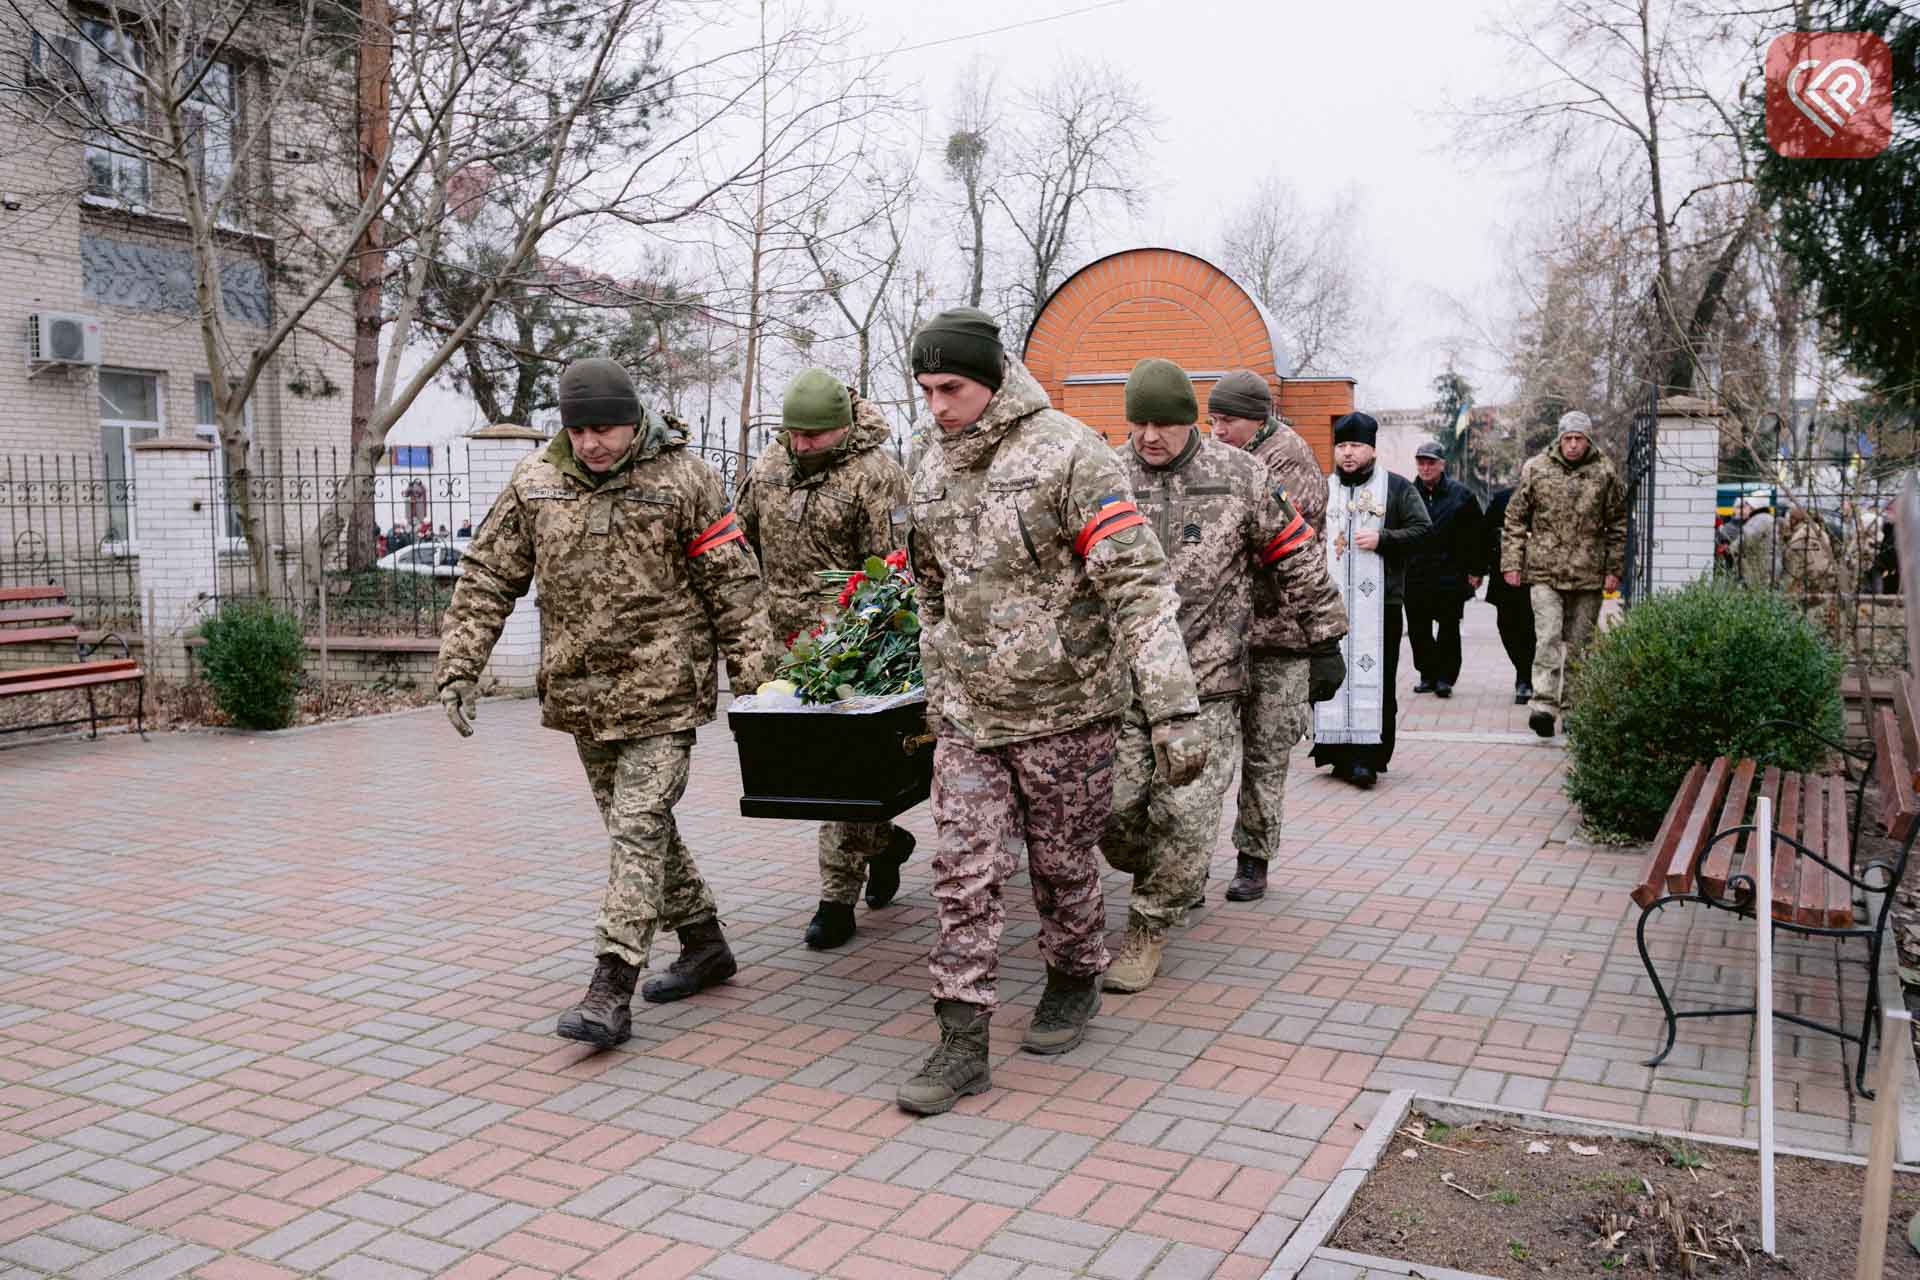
[1558,410,1594,439]
[1207,370,1272,421]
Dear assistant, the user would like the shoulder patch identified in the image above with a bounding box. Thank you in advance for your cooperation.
[521,485,576,501]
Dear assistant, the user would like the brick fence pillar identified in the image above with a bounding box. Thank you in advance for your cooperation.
[465,424,548,690]
[131,436,219,679]
[1650,395,1723,593]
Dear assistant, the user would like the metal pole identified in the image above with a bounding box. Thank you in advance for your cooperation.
[1754,795,1777,1257]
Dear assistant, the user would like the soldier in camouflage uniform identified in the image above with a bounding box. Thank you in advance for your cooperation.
[737,369,914,950]
[1501,411,1627,738]
[436,358,774,1048]
[1100,360,1342,992]
[896,308,1204,1116]
[1205,371,1349,901]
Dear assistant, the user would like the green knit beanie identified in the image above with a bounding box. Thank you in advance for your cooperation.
[782,369,852,433]
[556,357,640,429]
[1125,358,1198,426]
[911,307,1004,392]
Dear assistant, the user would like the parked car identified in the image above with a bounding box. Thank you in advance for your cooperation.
[377,538,469,578]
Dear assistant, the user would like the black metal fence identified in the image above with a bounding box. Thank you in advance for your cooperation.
[1621,384,1659,606]
[207,447,471,638]
[0,453,143,635]
[1717,446,1914,671]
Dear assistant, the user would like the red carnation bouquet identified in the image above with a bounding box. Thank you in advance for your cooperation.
[779,550,924,704]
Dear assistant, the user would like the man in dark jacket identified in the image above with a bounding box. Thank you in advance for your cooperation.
[1479,486,1535,704]
[1310,413,1432,787]
[1403,440,1483,699]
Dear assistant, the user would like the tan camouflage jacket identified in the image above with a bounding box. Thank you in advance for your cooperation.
[435,418,774,741]
[736,390,909,645]
[1120,433,1339,702]
[1501,443,1629,591]
[907,356,1200,748]
[1242,417,1348,655]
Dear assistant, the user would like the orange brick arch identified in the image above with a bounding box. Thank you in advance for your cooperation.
[1023,247,1352,468]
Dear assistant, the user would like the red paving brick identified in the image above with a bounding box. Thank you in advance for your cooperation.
[0,607,1897,1277]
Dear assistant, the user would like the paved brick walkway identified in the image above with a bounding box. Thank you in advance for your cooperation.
[0,607,1898,1279]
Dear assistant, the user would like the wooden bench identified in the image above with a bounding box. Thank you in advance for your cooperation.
[0,585,145,739]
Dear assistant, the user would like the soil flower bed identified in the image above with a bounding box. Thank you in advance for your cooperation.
[1332,1111,1920,1277]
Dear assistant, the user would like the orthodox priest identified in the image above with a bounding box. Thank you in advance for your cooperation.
[1309,412,1431,788]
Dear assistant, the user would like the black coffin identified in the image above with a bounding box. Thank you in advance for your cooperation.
[729,692,933,821]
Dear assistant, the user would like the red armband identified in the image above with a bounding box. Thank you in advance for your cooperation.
[1260,513,1314,565]
[688,511,746,557]
[1074,497,1146,557]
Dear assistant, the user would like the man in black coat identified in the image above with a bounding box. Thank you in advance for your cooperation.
[1479,485,1536,704]
[1402,440,1483,698]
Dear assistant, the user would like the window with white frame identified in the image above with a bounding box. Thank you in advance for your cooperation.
[184,57,236,206]
[195,376,249,544]
[74,19,151,206]
[99,369,162,548]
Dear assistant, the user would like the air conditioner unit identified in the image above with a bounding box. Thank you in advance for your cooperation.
[28,312,104,367]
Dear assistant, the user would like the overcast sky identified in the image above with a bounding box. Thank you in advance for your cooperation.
[823,0,1545,410]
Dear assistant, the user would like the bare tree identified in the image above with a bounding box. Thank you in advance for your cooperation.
[994,58,1156,332]
[801,156,919,400]
[1217,175,1366,374]
[943,57,997,310]
[1465,0,1771,395]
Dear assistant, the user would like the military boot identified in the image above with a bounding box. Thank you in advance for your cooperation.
[864,828,916,909]
[1102,914,1167,993]
[896,999,992,1116]
[555,953,639,1047]
[640,919,737,1004]
[1022,966,1100,1055]
[1225,855,1268,902]
[804,901,856,950]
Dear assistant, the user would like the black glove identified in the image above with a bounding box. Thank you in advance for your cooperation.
[1306,642,1346,704]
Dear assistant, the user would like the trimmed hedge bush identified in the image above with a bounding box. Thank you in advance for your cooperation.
[197,599,306,730]
[1563,580,1845,841]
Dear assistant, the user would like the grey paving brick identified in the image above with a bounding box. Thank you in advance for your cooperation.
[44,1215,147,1252]
[1088,1232,1172,1280]
[360,1231,467,1273]
[320,1255,428,1280]
[701,1252,813,1280]
[278,1221,388,1273]
[366,1173,466,1208]
[0,1234,95,1275]
[647,1210,747,1249]
[442,1201,538,1249]
[244,1210,348,1261]
[675,1192,779,1230]
[331,1191,426,1227]
[110,1243,218,1280]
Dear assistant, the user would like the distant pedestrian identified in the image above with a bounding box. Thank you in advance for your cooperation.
[1402,439,1482,699]
[1478,486,1535,704]
[1310,412,1432,788]
[1501,411,1627,739]
[1724,494,1777,586]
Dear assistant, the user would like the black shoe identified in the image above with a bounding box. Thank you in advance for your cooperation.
[804,900,856,950]
[1529,710,1555,738]
[1434,681,1453,699]
[864,828,915,909]
[641,919,737,1003]
[1413,679,1436,694]
[1225,855,1268,902]
[1348,764,1377,789]
[1023,966,1100,1055]
[556,954,639,1047]
[1513,682,1530,705]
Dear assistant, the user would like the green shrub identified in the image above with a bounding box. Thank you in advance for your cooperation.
[1563,580,1845,841]
[197,599,306,730]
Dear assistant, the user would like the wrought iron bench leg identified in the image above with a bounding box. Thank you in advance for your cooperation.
[1857,924,1887,1099]
[1638,902,1681,1068]
[85,687,98,740]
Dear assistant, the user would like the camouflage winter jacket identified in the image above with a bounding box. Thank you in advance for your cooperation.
[1241,416,1347,655]
[1120,433,1340,702]
[435,416,775,741]
[736,390,909,645]
[907,356,1200,749]
[1501,443,1629,592]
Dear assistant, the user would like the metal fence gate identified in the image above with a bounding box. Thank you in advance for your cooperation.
[1620,382,1659,606]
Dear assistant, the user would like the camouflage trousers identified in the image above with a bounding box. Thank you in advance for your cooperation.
[928,720,1118,1009]
[574,730,719,967]
[1528,586,1603,716]
[1232,653,1311,863]
[1104,698,1242,930]
[818,821,905,905]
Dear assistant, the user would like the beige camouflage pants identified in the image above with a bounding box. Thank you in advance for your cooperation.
[574,730,719,967]
[818,822,902,905]
[927,720,1117,1009]
[1104,698,1242,930]
[1232,653,1311,863]
[1528,586,1603,716]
